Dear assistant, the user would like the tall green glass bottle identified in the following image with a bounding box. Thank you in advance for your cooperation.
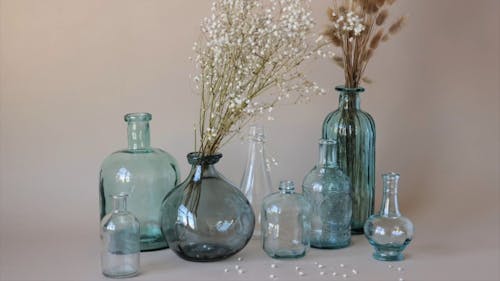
[322,86,375,234]
[100,112,180,251]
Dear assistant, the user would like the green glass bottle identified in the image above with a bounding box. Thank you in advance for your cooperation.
[100,112,180,251]
[322,86,375,234]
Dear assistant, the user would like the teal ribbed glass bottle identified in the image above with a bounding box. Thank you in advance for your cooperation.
[100,113,180,251]
[322,86,375,234]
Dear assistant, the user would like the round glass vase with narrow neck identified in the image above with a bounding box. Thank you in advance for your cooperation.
[302,139,352,249]
[364,173,414,261]
[322,86,375,234]
[99,112,180,251]
[160,152,255,262]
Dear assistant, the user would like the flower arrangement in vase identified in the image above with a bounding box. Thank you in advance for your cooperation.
[160,0,330,262]
[322,0,407,234]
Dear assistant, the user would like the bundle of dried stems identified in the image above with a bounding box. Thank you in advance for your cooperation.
[324,0,407,88]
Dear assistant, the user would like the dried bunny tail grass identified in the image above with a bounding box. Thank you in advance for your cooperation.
[370,29,384,49]
[374,0,386,8]
[376,9,388,25]
[389,15,407,35]
[381,34,390,42]
[363,48,374,62]
[362,76,373,84]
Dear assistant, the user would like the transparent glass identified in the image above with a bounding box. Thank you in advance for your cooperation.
[240,125,273,239]
[100,112,180,251]
[262,180,311,259]
[101,194,140,278]
[364,172,414,261]
[160,153,255,262]
[322,86,375,234]
[302,139,352,249]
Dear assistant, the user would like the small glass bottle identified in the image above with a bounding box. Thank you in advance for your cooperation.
[364,172,414,261]
[261,180,311,259]
[302,139,352,249]
[101,194,140,278]
[240,125,273,239]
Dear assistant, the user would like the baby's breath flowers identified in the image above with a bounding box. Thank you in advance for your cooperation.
[191,0,331,156]
[324,0,407,88]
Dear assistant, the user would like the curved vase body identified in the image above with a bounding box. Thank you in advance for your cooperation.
[160,153,255,262]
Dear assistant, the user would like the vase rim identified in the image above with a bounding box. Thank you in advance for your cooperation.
[335,86,365,93]
[187,152,223,165]
[124,112,152,122]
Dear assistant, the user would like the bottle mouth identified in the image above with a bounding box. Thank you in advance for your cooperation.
[335,86,365,93]
[383,172,400,182]
[187,152,223,165]
[124,112,152,122]
[278,180,295,191]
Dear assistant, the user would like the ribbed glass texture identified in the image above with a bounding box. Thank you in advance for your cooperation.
[302,139,352,249]
[160,153,255,262]
[322,86,375,234]
[100,112,180,251]
[364,172,414,261]
[261,181,311,259]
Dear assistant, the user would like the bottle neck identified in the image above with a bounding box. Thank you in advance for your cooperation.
[318,140,337,168]
[112,195,127,213]
[279,180,295,194]
[380,175,401,216]
[338,93,361,110]
[127,121,151,150]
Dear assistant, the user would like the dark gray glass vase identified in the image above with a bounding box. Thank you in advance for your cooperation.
[100,113,180,251]
[160,153,255,262]
[322,86,375,234]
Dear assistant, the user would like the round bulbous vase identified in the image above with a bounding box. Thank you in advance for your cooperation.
[160,153,255,262]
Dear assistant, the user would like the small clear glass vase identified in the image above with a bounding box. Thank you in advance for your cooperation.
[322,86,376,234]
[101,194,140,278]
[240,125,273,239]
[364,172,414,261]
[160,153,255,262]
[262,180,311,259]
[302,139,352,249]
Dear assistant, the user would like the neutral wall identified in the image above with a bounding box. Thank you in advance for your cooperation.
[0,0,499,280]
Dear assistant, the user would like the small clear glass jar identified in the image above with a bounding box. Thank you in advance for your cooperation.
[261,180,311,259]
[364,172,414,261]
[101,194,140,278]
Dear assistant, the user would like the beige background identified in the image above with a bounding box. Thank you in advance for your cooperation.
[0,0,499,280]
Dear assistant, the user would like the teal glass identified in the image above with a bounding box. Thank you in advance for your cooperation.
[101,194,140,278]
[160,153,255,262]
[364,173,414,261]
[100,112,180,251]
[322,86,375,234]
[302,139,352,249]
[261,180,311,259]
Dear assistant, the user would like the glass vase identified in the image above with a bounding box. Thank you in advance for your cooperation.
[100,112,180,251]
[262,180,311,259]
[101,194,140,278]
[160,153,255,262]
[322,86,375,234]
[364,172,414,261]
[240,125,273,239]
[302,139,352,249]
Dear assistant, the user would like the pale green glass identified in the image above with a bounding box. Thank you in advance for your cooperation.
[100,112,180,251]
[322,86,375,234]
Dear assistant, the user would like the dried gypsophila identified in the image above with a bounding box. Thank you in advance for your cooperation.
[324,0,407,88]
[191,0,333,156]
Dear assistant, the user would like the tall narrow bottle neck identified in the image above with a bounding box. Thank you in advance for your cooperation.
[112,195,127,213]
[318,140,337,168]
[127,121,151,150]
[380,173,401,217]
[339,93,361,110]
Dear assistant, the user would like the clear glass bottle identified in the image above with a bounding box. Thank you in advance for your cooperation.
[302,139,352,249]
[160,153,255,262]
[101,194,140,278]
[240,125,273,239]
[322,86,375,234]
[261,180,311,259]
[364,172,414,261]
[100,112,180,251]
